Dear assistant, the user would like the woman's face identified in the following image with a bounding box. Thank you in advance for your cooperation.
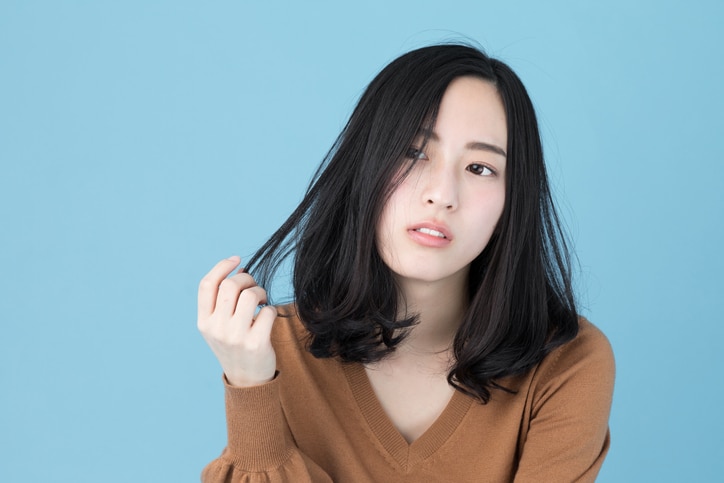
[376,76,507,292]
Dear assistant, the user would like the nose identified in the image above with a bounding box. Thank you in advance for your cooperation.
[422,162,458,210]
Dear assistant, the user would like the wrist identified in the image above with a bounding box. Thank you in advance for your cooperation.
[223,370,278,388]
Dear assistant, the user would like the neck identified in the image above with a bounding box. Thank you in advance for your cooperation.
[395,271,469,354]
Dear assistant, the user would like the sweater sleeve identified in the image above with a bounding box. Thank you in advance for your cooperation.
[201,375,332,483]
[514,321,616,483]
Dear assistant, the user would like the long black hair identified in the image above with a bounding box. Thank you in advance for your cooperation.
[246,44,579,403]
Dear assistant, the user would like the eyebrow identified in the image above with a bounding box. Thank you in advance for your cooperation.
[419,129,507,158]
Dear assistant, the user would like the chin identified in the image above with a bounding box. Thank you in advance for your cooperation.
[393,266,469,287]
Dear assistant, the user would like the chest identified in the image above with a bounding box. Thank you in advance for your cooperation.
[364,359,456,443]
[278,347,528,481]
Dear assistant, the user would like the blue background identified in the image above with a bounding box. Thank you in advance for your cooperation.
[2,1,722,481]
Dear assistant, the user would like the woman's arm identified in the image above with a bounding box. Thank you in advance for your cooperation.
[514,320,615,482]
[198,257,332,482]
[201,377,332,482]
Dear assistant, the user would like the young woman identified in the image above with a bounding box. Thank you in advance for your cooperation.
[198,44,614,482]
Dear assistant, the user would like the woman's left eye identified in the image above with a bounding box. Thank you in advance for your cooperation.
[467,164,495,176]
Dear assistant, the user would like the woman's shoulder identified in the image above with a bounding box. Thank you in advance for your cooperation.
[534,317,615,389]
[269,303,308,342]
[268,303,348,389]
[268,304,325,367]
[569,317,613,354]
[568,317,614,363]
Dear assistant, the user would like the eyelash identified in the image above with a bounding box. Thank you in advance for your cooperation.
[467,164,495,177]
[405,148,497,177]
[406,147,427,160]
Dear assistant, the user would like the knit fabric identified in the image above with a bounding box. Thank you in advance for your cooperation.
[202,307,615,482]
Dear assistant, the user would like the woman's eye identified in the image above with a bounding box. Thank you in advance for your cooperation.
[405,147,428,160]
[467,164,494,176]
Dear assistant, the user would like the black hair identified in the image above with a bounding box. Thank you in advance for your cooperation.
[246,43,579,403]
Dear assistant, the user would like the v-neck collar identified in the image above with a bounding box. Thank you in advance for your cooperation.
[343,362,473,470]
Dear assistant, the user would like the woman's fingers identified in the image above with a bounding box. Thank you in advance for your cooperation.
[198,256,241,318]
[232,285,268,323]
[197,258,278,387]
[249,304,278,345]
[197,258,272,334]
[214,272,257,318]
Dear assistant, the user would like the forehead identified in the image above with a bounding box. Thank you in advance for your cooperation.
[433,76,507,145]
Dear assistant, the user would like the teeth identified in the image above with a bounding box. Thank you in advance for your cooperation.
[416,227,446,238]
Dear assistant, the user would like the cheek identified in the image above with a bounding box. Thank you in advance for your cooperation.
[491,191,506,228]
[375,197,399,254]
[377,182,413,231]
[375,212,389,254]
[470,188,506,239]
[375,185,414,262]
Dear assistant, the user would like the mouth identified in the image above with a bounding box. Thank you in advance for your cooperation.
[407,222,453,247]
[413,227,447,239]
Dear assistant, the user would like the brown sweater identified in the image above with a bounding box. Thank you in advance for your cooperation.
[202,308,615,482]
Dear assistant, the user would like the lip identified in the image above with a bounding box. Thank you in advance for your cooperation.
[407,221,453,247]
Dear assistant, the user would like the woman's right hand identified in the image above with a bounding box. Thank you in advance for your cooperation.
[197,256,278,387]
